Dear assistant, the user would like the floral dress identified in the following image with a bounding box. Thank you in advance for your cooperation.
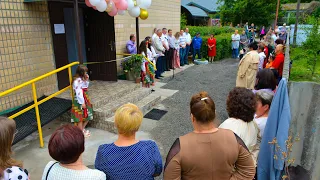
[71,77,93,123]
[141,52,155,87]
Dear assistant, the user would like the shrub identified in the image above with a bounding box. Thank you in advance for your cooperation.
[199,33,232,60]
[188,26,243,37]
[122,54,143,78]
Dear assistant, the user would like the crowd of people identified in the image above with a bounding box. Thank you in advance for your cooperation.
[233,22,287,98]
[124,27,218,87]
[125,28,193,85]
[1,77,279,179]
[0,23,288,180]
[1,54,280,179]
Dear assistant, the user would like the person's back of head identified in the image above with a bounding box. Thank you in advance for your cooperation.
[255,69,277,91]
[115,103,143,136]
[258,45,264,52]
[227,87,256,122]
[0,117,22,174]
[49,124,84,164]
[139,40,147,55]
[190,91,216,124]
[248,42,258,51]
[256,90,274,111]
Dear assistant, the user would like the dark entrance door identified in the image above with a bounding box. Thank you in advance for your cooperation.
[84,8,117,81]
[48,2,117,90]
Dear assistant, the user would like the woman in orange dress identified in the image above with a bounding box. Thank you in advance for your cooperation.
[207,34,216,63]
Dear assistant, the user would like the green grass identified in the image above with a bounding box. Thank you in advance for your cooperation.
[290,47,320,83]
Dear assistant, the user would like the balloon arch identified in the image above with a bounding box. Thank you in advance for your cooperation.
[85,0,151,20]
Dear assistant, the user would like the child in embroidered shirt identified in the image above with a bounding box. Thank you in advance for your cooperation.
[71,65,93,137]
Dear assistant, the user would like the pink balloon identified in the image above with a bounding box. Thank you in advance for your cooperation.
[115,0,128,10]
[93,6,97,10]
[108,6,118,16]
[113,0,120,3]
[85,0,93,7]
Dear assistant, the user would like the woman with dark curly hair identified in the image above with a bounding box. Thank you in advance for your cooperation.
[219,87,260,164]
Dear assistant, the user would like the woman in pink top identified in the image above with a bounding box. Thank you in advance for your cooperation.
[260,26,266,41]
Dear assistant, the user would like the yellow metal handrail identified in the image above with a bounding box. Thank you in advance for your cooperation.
[0,61,79,147]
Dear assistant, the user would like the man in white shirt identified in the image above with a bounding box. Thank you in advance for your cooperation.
[183,28,192,65]
[161,28,170,71]
[232,30,241,59]
[168,29,175,69]
[153,29,166,79]
[258,45,266,71]
[152,28,157,43]
[179,30,187,66]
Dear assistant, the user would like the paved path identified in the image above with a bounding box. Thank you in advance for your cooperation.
[151,58,239,156]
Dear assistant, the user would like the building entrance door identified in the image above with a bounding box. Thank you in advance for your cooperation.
[83,8,117,81]
[48,2,117,89]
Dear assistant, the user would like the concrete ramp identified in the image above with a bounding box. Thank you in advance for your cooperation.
[289,81,320,180]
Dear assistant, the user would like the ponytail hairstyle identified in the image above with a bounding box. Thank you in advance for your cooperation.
[190,91,216,124]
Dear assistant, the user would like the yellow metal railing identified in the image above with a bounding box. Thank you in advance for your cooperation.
[0,61,79,148]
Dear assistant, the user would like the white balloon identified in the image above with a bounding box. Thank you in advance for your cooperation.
[126,0,134,10]
[96,0,107,12]
[118,10,126,15]
[128,6,140,17]
[89,0,100,6]
[137,0,152,9]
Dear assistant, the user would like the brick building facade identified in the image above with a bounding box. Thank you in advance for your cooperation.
[0,0,181,112]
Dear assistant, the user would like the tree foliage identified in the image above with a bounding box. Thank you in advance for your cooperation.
[301,17,320,76]
[180,13,187,30]
[292,16,320,78]
[218,0,279,26]
[281,0,313,3]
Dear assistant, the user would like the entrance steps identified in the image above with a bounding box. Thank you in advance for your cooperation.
[58,80,161,133]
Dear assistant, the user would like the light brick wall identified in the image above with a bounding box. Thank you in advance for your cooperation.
[0,0,56,112]
[114,0,181,73]
[0,0,181,111]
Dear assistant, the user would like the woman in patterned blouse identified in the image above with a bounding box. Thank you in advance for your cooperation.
[95,103,162,179]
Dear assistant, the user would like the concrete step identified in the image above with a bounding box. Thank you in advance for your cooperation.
[89,81,140,109]
[55,80,140,110]
[90,93,162,133]
[94,88,152,120]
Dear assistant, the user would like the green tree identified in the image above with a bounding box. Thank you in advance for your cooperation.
[218,0,279,26]
[281,0,313,3]
[181,13,187,30]
[301,16,320,77]
[292,16,320,79]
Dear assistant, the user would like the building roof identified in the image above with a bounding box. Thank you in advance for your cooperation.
[181,0,209,17]
[282,1,320,11]
[182,0,222,13]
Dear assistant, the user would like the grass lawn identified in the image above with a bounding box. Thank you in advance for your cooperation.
[289,47,320,83]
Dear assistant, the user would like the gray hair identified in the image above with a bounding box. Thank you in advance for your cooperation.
[256,90,274,107]
[156,29,162,33]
